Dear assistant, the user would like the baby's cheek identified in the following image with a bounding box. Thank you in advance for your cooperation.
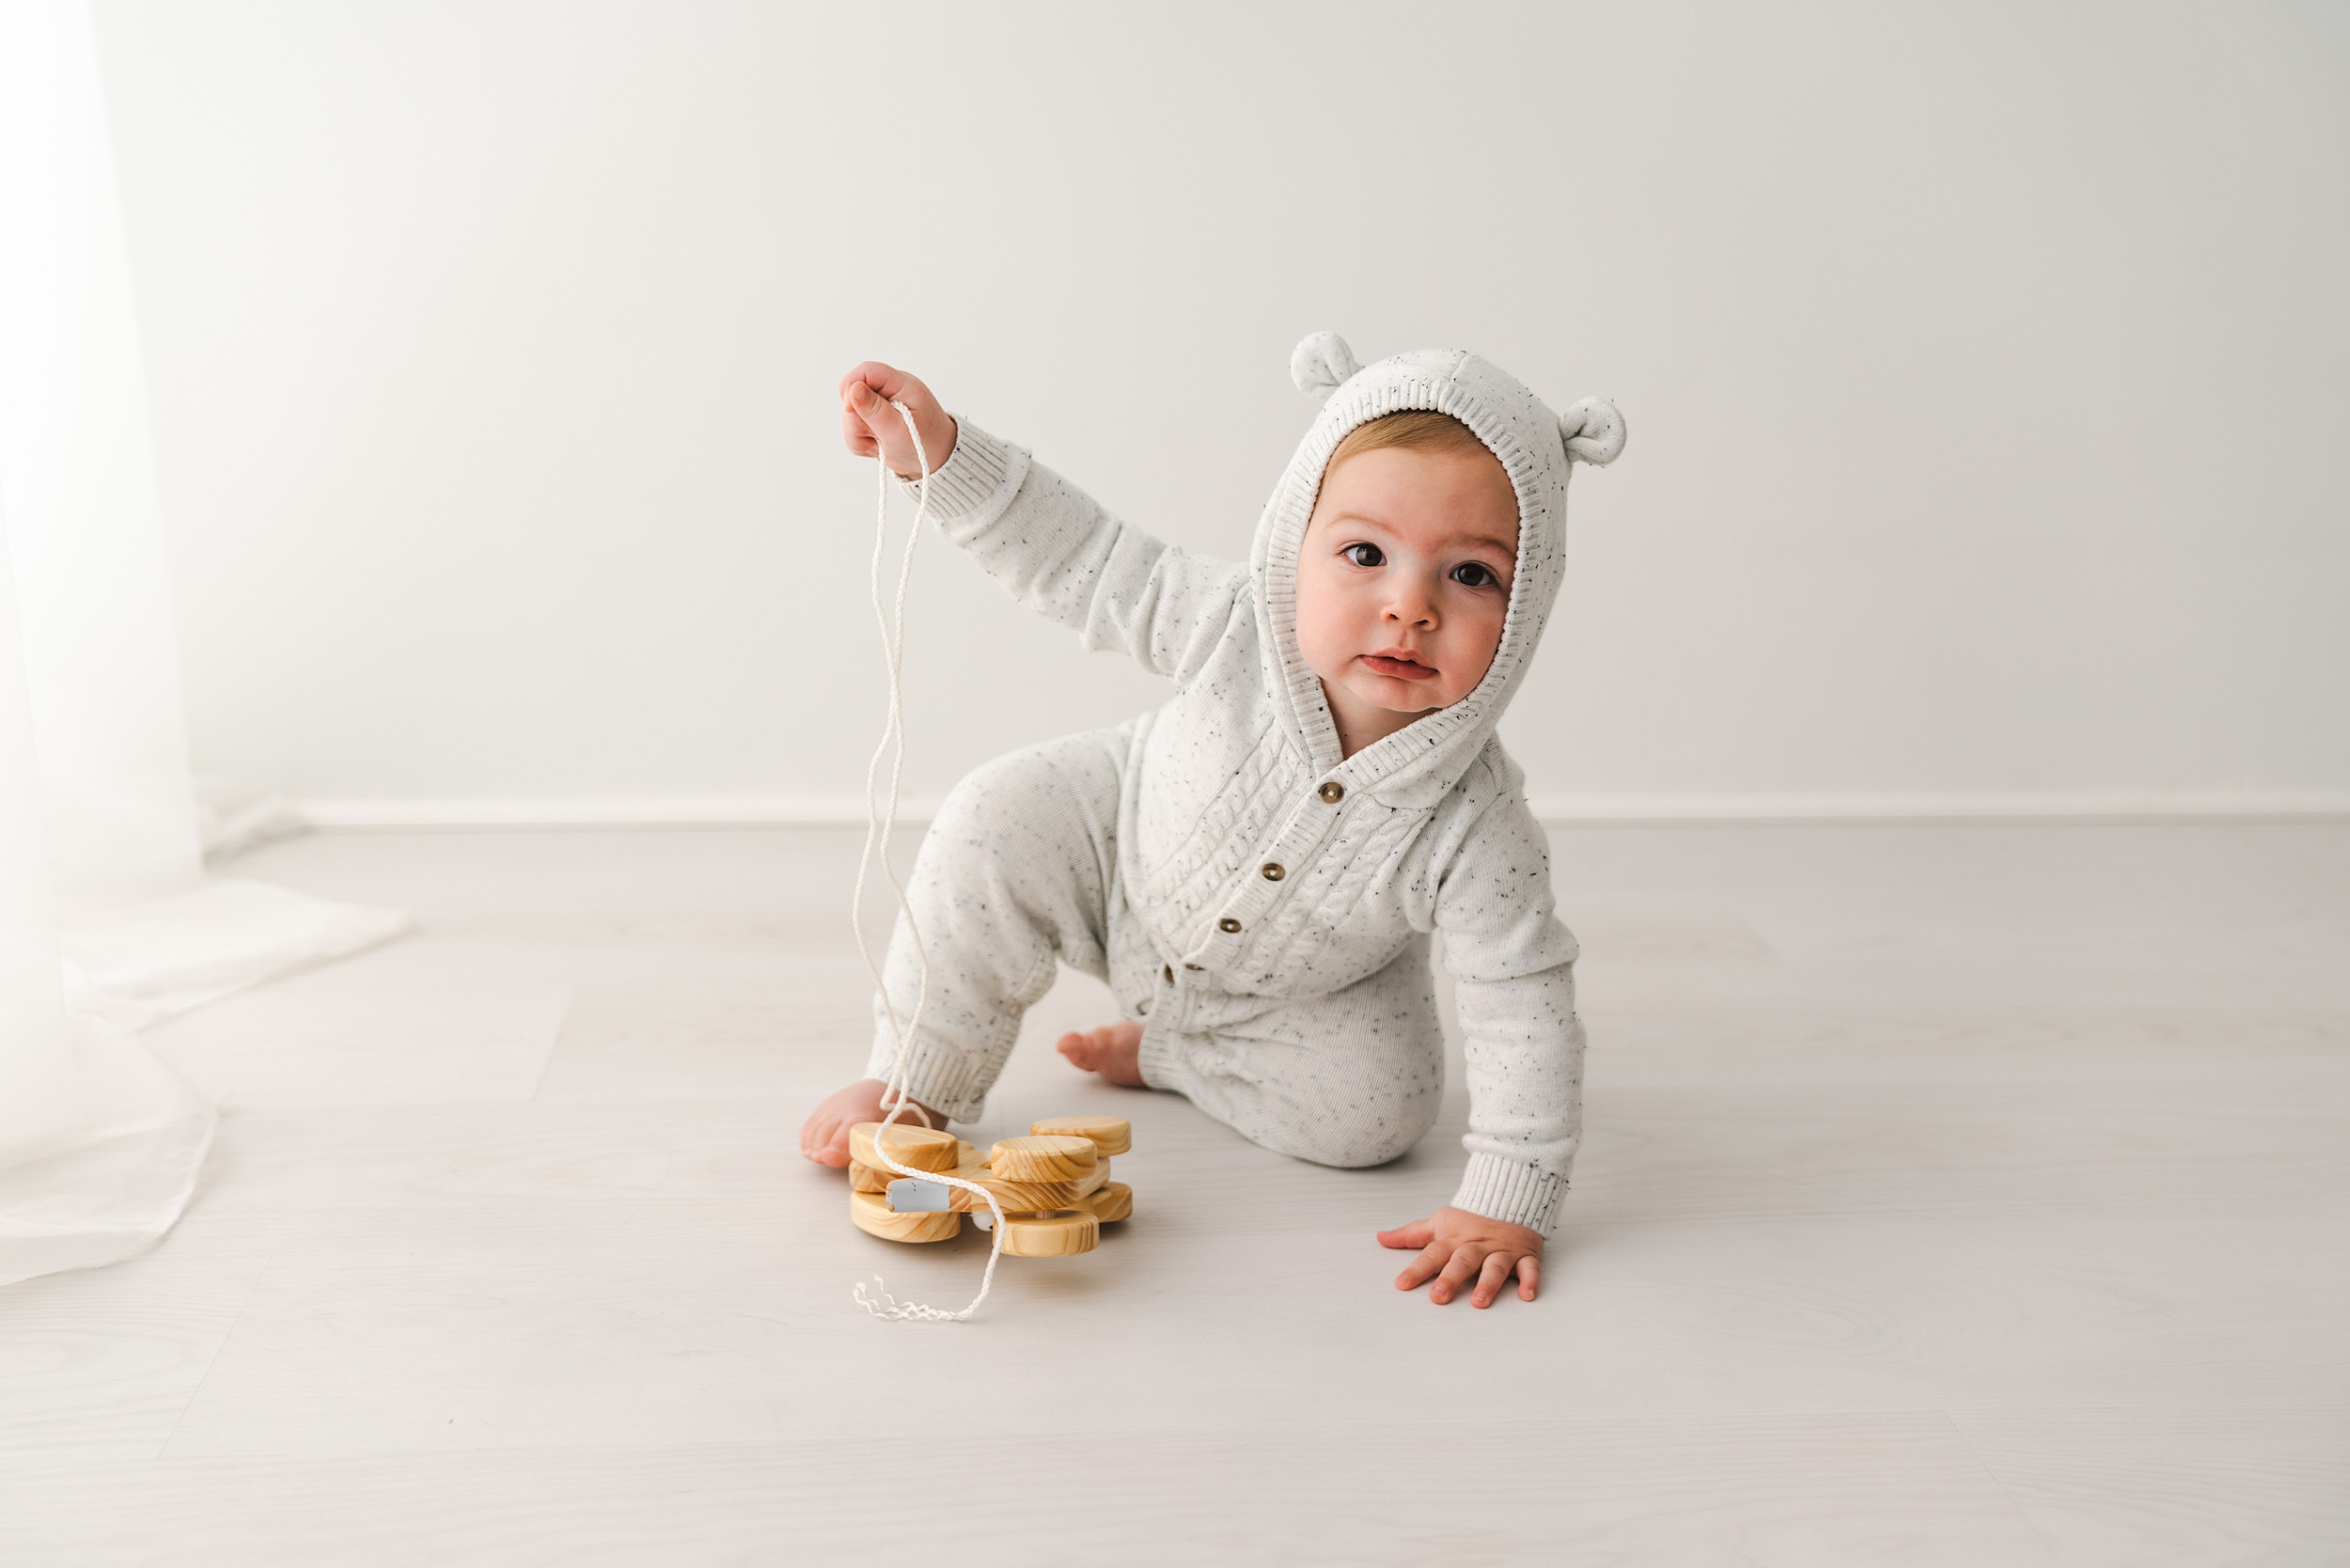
[1292,582,1356,683]
[1454,613,1507,697]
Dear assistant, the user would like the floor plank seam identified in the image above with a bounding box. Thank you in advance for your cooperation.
[150,1236,278,1463]
[523,984,578,1105]
[1937,1409,2072,1565]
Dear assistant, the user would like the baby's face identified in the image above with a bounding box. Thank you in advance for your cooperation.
[1293,445,1518,749]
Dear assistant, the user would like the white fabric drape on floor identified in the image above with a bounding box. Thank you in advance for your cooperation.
[0,0,406,1289]
[0,539,212,1284]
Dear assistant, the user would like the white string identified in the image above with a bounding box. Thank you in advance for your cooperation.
[849,398,1008,1323]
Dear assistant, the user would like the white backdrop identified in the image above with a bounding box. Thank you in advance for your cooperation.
[92,1,2350,822]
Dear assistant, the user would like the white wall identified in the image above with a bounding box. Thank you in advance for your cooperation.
[92,1,2350,821]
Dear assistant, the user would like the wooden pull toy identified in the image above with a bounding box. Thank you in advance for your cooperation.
[846,1117,1135,1257]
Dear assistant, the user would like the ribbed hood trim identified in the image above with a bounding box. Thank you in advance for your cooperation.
[1250,348,1579,809]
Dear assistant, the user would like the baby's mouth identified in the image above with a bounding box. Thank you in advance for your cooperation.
[1360,652,1437,681]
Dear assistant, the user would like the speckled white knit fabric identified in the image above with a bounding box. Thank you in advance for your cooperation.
[862,345,1620,1235]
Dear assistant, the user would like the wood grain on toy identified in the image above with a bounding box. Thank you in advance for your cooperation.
[847,1162,889,1193]
[850,1121,959,1173]
[1086,1182,1134,1224]
[997,1209,1099,1257]
[1030,1116,1132,1155]
[849,1188,961,1243]
[909,1154,1113,1214]
[987,1135,1097,1183]
[943,1168,1080,1213]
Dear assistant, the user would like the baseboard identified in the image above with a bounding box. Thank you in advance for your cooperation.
[1523,790,2350,824]
[296,794,948,829]
[293,790,2350,831]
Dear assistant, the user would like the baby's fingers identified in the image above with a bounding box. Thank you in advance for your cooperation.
[840,402,882,457]
[838,360,916,405]
[1393,1240,1449,1293]
[1428,1247,1483,1306]
[1516,1253,1541,1302]
[1376,1221,1434,1252]
[1469,1249,1517,1309]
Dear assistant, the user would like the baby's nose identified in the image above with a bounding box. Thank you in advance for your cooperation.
[1385,590,1435,625]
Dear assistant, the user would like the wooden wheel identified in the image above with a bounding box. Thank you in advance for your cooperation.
[987,1135,1097,1183]
[1029,1115,1132,1155]
[850,1121,959,1173]
[850,1187,961,1243]
[998,1208,1099,1257]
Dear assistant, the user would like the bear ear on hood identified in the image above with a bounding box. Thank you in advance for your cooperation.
[1290,331,1361,401]
[1560,396,1626,465]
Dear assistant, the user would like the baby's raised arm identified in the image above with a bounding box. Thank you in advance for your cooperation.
[839,362,958,478]
[836,359,1249,691]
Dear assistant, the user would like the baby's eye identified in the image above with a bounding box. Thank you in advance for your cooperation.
[1341,542,1385,568]
[1450,561,1502,589]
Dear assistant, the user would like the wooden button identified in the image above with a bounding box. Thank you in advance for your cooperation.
[1217,917,1243,933]
[1318,781,1345,804]
[1261,862,1285,881]
[1162,964,1174,982]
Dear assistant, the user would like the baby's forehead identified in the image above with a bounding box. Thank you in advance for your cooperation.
[1308,447,1521,554]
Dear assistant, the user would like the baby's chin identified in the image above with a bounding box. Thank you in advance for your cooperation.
[1334,666,1461,714]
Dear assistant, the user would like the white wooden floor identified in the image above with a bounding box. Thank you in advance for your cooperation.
[3,823,2344,1565]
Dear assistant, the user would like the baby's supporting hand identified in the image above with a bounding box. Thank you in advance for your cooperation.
[1376,1206,1543,1308]
[798,1078,951,1167]
[838,362,958,478]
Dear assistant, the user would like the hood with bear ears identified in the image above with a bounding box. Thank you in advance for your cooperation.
[1250,332,1624,809]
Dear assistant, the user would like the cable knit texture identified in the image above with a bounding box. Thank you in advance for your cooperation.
[864,342,1619,1235]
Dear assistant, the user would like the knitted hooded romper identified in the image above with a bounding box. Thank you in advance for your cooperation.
[865,336,1624,1235]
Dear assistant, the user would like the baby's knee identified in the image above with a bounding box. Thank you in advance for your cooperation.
[1286,1087,1442,1168]
[1225,1052,1443,1169]
[928,732,1116,846]
[930,748,1047,839]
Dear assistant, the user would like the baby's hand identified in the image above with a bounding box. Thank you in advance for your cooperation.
[838,362,958,479]
[798,1078,950,1167]
[1376,1206,1543,1308]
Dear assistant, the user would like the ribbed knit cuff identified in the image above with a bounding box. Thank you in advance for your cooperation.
[893,418,1022,523]
[862,1032,992,1127]
[1135,1019,1185,1094]
[1451,1152,1568,1236]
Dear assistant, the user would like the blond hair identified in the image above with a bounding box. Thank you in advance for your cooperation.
[1324,410,1491,478]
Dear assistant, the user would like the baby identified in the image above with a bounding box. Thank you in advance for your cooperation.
[801,334,1624,1309]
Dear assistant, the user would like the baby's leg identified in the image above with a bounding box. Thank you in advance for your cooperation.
[861,728,1126,1123]
[1142,938,1446,1168]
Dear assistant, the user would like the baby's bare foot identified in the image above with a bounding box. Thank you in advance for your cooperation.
[1057,1020,1147,1088]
